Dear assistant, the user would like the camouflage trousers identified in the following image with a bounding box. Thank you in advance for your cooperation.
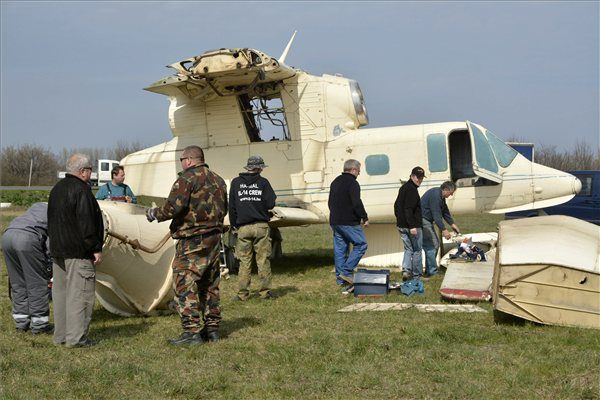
[172,232,221,333]
[236,222,272,300]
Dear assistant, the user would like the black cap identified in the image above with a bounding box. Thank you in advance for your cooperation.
[411,166,426,179]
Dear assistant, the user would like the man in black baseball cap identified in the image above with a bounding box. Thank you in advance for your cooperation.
[394,166,426,281]
[410,166,426,180]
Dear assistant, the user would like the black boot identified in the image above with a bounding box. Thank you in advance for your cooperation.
[168,331,204,346]
[32,324,54,335]
[200,327,219,343]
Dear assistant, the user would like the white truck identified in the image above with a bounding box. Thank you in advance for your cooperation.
[57,159,119,186]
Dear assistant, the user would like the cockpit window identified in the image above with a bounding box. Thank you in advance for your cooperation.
[238,93,290,142]
[471,123,499,173]
[485,130,518,168]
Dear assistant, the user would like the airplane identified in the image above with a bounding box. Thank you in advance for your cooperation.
[120,35,580,265]
[95,35,581,316]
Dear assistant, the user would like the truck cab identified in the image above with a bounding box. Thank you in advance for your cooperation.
[97,159,120,186]
[57,159,119,186]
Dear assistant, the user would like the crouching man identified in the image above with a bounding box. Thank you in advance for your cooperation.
[2,202,53,334]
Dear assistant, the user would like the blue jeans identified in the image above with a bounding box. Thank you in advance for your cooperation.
[331,225,368,285]
[422,219,439,276]
[399,227,423,278]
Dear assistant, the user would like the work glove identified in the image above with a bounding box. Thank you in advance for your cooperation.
[146,207,158,222]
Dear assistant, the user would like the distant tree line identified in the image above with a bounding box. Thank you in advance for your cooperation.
[0,141,146,186]
[535,142,600,171]
[0,140,598,186]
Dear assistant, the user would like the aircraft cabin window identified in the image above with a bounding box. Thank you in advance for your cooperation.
[101,162,109,171]
[365,154,390,176]
[485,130,518,168]
[471,124,499,173]
[238,93,290,143]
[427,133,448,172]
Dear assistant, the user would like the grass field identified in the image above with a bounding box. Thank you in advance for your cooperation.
[0,209,599,399]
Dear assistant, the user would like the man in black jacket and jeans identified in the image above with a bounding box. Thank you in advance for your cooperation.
[394,166,425,281]
[48,153,104,348]
[229,156,277,301]
[328,159,369,291]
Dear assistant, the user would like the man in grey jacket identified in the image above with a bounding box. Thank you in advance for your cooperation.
[2,203,53,334]
[421,181,460,277]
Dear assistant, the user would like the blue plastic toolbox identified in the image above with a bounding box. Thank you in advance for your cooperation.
[353,268,390,297]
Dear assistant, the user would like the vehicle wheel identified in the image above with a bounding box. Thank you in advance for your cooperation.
[269,227,283,259]
[225,246,240,275]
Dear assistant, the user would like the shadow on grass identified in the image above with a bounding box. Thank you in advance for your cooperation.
[91,309,155,338]
[91,309,158,340]
[492,309,534,327]
[220,316,261,339]
[270,285,299,298]
[93,321,154,340]
[92,308,147,323]
[271,253,333,275]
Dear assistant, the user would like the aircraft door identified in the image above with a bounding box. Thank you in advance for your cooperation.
[467,121,502,183]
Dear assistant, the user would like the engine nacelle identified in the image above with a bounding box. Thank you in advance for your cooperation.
[97,201,175,316]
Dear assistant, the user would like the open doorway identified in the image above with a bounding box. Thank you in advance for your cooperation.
[448,130,498,187]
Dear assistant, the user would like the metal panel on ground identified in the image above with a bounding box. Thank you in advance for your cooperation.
[440,261,494,301]
[493,215,600,329]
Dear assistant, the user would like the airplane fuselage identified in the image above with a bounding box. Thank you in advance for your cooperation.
[123,120,580,224]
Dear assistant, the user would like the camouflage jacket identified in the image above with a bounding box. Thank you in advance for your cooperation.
[155,164,228,239]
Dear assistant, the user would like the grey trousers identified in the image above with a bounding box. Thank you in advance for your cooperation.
[2,230,51,331]
[52,258,96,346]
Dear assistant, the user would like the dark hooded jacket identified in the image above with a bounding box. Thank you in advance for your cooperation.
[48,174,104,259]
[229,172,276,228]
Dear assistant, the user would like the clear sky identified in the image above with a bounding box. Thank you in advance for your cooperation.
[1,1,598,153]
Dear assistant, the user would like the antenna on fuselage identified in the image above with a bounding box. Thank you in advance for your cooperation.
[279,30,297,65]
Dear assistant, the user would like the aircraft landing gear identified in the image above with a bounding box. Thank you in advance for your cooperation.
[221,227,283,276]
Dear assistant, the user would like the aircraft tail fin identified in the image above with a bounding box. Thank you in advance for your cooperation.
[279,30,298,64]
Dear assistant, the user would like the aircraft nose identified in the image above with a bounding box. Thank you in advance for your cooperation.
[572,176,582,195]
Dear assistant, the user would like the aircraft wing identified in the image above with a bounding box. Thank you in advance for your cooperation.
[224,206,326,228]
[269,206,327,227]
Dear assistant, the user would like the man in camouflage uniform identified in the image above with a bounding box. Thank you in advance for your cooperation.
[147,145,227,345]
